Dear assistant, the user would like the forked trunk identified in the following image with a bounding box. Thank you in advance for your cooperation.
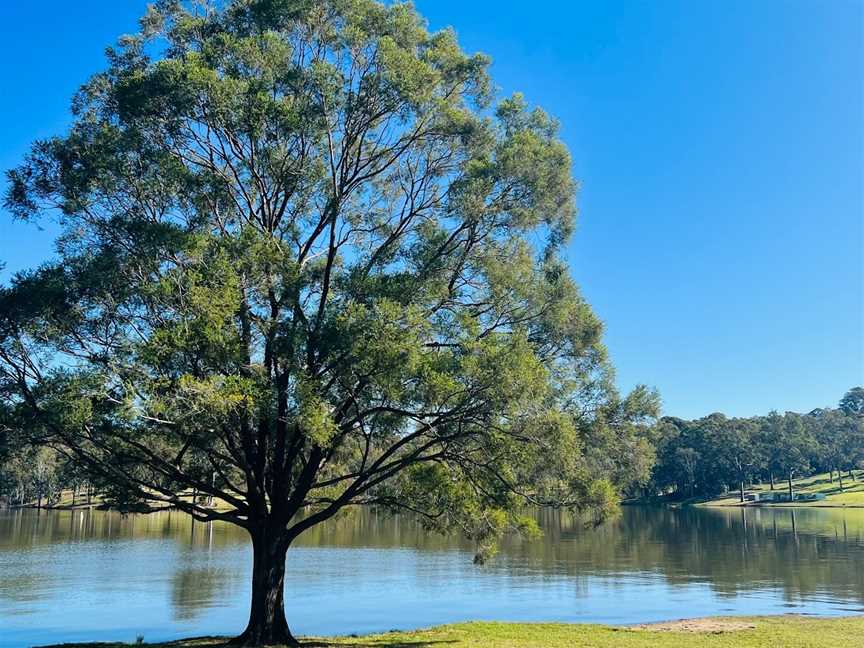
[232,526,297,647]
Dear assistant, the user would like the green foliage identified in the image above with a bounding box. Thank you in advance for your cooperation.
[648,391,864,500]
[0,0,658,637]
[839,386,864,416]
[810,407,864,485]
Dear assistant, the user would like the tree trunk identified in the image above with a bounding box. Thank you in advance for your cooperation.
[232,526,297,647]
[787,473,794,501]
[838,469,844,492]
[769,473,775,490]
[739,480,745,503]
[208,471,216,506]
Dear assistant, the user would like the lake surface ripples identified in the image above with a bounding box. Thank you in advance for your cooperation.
[1,506,862,647]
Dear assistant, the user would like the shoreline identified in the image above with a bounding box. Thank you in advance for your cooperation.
[8,498,864,515]
[33,615,864,648]
[625,470,864,510]
[623,500,864,509]
[698,502,864,509]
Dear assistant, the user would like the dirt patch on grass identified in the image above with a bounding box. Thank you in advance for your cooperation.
[634,618,757,633]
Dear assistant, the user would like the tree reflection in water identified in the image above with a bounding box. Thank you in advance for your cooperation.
[0,505,862,646]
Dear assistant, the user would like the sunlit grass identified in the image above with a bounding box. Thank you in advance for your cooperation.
[37,616,864,648]
[702,471,864,507]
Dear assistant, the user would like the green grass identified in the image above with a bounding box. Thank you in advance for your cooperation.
[18,488,233,512]
[700,471,864,507]
[37,616,864,648]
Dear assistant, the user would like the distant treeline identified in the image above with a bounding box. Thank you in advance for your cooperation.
[3,387,863,509]
[0,400,102,507]
[648,387,864,501]
[0,444,99,508]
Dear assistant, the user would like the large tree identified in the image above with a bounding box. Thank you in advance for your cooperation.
[0,1,655,644]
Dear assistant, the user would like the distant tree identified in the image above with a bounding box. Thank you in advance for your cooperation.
[0,404,24,505]
[839,387,864,417]
[0,1,653,644]
[715,417,759,502]
[674,446,700,497]
[57,453,92,506]
[772,413,814,500]
[809,406,864,489]
[833,413,864,484]
[687,413,734,495]
[0,420,10,505]
[0,410,8,465]
[759,412,789,492]
[646,418,682,495]
[811,411,840,484]
[750,416,777,489]
[578,384,660,499]
[30,448,62,508]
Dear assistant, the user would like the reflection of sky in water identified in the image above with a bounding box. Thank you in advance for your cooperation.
[1,507,863,647]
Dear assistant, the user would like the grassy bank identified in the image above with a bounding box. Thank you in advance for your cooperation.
[6,487,232,512]
[38,616,864,648]
[700,471,864,507]
[627,471,864,508]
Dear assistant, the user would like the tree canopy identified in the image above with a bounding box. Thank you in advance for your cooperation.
[840,387,864,417]
[0,1,656,644]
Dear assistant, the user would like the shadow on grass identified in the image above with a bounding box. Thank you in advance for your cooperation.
[811,484,862,497]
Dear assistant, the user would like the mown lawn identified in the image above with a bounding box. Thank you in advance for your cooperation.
[38,615,864,648]
[702,471,864,507]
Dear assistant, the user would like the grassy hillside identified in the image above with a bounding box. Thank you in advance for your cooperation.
[702,471,864,507]
[38,616,864,648]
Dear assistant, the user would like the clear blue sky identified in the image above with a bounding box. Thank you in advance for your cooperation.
[0,1,861,419]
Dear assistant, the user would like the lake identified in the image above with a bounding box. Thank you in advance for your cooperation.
[1,505,863,647]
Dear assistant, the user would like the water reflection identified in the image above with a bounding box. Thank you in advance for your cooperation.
[1,506,862,647]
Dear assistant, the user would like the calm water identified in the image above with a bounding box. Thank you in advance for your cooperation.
[1,506,863,647]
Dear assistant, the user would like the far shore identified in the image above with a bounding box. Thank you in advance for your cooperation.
[33,615,864,648]
[626,470,864,510]
[623,498,864,509]
[699,502,864,509]
[625,499,864,509]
